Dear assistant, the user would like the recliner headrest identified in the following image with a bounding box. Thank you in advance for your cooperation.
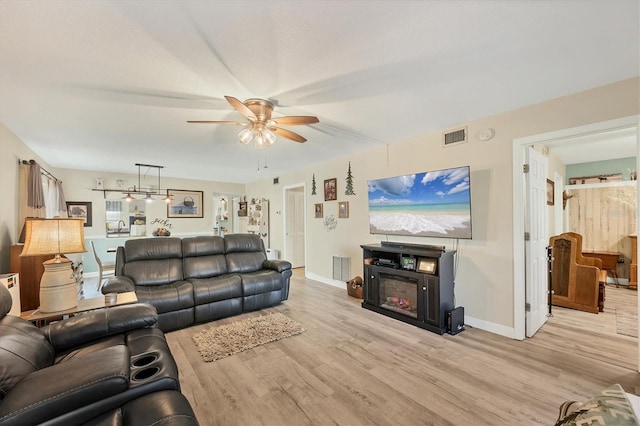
[224,234,264,253]
[125,237,183,262]
[182,236,225,257]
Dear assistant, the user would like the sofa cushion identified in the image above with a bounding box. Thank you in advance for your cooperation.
[225,234,267,274]
[124,258,184,286]
[191,275,242,304]
[182,236,225,257]
[55,335,125,364]
[227,252,267,274]
[184,254,228,278]
[183,236,227,279]
[241,270,284,296]
[135,281,194,314]
[124,238,182,262]
[555,384,639,425]
[0,315,55,398]
[0,345,130,425]
[224,233,264,253]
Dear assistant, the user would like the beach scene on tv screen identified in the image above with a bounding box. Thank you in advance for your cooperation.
[367,166,472,239]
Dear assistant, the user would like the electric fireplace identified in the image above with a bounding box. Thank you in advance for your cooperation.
[361,242,456,334]
[379,273,418,319]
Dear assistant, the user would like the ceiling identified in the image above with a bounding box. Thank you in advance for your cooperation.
[1,1,638,184]
[549,127,638,166]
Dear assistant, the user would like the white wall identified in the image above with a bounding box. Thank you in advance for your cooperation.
[245,77,640,339]
[0,124,56,272]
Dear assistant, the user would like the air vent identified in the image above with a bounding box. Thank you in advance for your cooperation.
[443,127,468,147]
[332,256,351,282]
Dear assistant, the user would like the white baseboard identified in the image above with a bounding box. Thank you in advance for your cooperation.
[305,272,520,339]
[463,316,519,340]
[305,272,346,289]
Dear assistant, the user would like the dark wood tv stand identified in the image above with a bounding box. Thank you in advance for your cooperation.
[361,243,456,334]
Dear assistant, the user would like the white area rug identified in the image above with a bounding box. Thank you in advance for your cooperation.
[192,313,305,362]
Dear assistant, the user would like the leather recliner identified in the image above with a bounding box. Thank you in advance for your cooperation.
[103,234,292,332]
[0,284,198,425]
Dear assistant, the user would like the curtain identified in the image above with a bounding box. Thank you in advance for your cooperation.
[43,176,68,218]
[44,176,56,218]
[19,161,67,234]
[56,180,68,217]
[19,162,46,228]
[27,162,46,209]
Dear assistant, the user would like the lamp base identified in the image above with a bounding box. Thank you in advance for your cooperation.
[39,258,78,313]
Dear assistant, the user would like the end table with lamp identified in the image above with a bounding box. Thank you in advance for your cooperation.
[20,217,87,313]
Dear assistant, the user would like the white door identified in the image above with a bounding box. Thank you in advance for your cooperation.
[285,188,305,268]
[525,146,549,337]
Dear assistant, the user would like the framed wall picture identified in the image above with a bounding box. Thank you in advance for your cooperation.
[338,201,349,218]
[314,203,323,218]
[238,201,248,217]
[546,179,554,206]
[167,189,204,218]
[324,178,337,201]
[66,201,92,227]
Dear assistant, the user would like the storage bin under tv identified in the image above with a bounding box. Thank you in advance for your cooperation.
[361,242,456,334]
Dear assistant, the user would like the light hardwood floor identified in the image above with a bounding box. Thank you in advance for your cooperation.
[153,271,640,425]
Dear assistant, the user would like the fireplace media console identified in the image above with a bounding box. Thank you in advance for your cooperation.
[361,242,456,334]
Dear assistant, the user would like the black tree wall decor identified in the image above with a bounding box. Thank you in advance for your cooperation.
[345,162,355,195]
[311,173,317,195]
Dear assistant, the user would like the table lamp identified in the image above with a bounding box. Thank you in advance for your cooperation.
[20,218,87,312]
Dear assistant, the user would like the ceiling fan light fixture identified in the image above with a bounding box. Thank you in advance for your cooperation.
[190,96,317,146]
[238,127,254,144]
[254,131,267,147]
[263,128,276,145]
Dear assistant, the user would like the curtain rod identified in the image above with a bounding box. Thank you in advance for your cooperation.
[18,159,59,182]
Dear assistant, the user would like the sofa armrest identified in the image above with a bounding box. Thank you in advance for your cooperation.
[0,345,129,426]
[44,303,158,351]
[102,275,136,294]
[262,259,292,273]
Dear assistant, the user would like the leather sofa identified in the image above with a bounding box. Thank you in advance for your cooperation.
[102,234,292,332]
[0,284,198,425]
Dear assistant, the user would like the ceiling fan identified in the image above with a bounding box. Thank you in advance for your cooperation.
[187,96,319,146]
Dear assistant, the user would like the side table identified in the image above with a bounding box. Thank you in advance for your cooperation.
[21,291,138,326]
[582,250,622,287]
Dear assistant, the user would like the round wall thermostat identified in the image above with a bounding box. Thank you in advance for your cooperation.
[478,128,495,141]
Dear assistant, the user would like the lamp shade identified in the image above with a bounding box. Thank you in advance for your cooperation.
[21,218,87,256]
[238,127,254,144]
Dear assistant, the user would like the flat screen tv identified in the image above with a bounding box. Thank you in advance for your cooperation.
[367,165,472,239]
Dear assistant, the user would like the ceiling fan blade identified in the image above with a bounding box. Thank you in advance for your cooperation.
[187,120,245,125]
[224,96,257,121]
[271,116,319,126]
[272,127,307,143]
